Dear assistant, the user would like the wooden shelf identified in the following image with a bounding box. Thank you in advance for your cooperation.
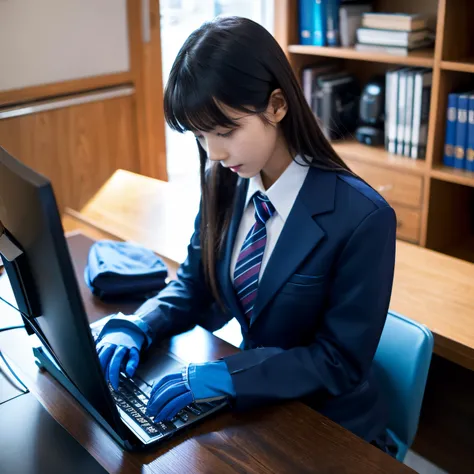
[331,140,427,175]
[441,59,474,73]
[431,166,474,187]
[288,45,435,67]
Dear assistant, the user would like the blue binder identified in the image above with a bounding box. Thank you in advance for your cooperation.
[454,94,469,169]
[313,0,327,46]
[299,0,314,45]
[326,0,341,46]
[467,95,474,172]
[443,93,458,168]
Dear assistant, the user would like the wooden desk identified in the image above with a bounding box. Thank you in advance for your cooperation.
[392,242,474,371]
[0,393,108,474]
[0,233,411,473]
[64,169,474,372]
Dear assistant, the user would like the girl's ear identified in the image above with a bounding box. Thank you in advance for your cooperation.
[266,88,288,124]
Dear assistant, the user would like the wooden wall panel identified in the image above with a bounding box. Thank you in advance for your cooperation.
[0,95,139,213]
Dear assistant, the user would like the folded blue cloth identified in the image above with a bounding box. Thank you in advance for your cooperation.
[84,240,168,301]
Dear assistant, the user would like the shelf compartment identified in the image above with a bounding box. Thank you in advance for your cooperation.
[425,178,474,263]
[431,166,474,188]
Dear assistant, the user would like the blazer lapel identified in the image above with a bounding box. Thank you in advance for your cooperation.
[217,177,249,330]
[250,167,337,326]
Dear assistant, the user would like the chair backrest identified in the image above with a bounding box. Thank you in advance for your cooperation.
[373,310,434,447]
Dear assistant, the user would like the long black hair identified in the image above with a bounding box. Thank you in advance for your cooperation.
[164,16,351,305]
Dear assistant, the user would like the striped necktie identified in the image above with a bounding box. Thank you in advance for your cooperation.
[233,191,275,319]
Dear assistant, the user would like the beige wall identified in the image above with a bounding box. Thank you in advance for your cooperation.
[0,0,129,92]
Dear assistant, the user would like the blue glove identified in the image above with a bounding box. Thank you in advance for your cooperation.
[95,313,152,390]
[146,361,235,422]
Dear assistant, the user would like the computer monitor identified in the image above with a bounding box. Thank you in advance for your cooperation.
[0,147,129,445]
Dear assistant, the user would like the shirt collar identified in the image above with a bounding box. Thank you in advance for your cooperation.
[245,155,310,222]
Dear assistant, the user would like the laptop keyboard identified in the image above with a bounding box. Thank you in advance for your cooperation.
[108,376,221,440]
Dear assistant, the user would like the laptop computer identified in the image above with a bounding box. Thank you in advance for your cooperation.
[0,147,227,450]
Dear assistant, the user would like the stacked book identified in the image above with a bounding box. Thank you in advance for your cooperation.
[356,13,433,55]
[443,92,474,171]
[385,68,432,159]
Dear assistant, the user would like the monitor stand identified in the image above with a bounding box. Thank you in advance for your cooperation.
[32,334,136,451]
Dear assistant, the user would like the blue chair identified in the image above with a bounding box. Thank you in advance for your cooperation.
[373,310,434,462]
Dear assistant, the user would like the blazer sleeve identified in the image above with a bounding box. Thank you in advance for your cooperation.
[135,206,223,343]
[222,205,397,409]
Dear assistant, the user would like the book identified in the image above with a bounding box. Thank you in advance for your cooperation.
[313,0,327,46]
[326,0,341,46]
[385,68,400,153]
[362,13,428,31]
[443,93,458,168]
[356,27,431,47]
[339,3,372,47]
[298,0,314,45]
[455,94,469,169]
[404,69,416,156]
[467,95,474,172]
[314,70,351,120]
[397,68,409,155]
[301,62,339,111]
[411,69,432,159]
[355,41,433,55]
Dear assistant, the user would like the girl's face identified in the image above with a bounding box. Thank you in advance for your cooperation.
[193,91,290,182]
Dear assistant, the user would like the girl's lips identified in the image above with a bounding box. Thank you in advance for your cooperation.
[230,165,242,172]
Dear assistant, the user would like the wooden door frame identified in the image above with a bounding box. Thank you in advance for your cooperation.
[128,0,168,181]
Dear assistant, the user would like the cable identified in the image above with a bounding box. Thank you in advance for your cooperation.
[0,296,29,394]
[0,293,66,397]
[0,349,29,393]
[0,296,48,344]
[0,325,24,333]
[0,294,29,320]
[0,392,25,406]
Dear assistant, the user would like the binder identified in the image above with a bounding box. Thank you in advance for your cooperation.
[443,93,458,168]
[298,0,314,45]
[339,3,372,48]
[397,68,409,155]
[326,0,341,46]
[313,0,327,46]
[466,95,474,172]
[404,69,416,156]
[411,69,432,159]
[385,68,400,154]
[301,62,339,112]
[454,94,469,169]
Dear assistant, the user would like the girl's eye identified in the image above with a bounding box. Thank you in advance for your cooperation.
[217,130,234,138]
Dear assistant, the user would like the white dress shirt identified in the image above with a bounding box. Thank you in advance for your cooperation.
[230,156,310,282]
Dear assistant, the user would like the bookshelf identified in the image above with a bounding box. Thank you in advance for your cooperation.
[275,0,474,263]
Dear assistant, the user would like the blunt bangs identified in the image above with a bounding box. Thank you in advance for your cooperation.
[164,60,251,134]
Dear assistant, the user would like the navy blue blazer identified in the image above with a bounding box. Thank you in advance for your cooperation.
[142,165,397,442]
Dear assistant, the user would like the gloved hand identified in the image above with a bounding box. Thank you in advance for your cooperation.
[146,361,235,422]
[95,313,152,390]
